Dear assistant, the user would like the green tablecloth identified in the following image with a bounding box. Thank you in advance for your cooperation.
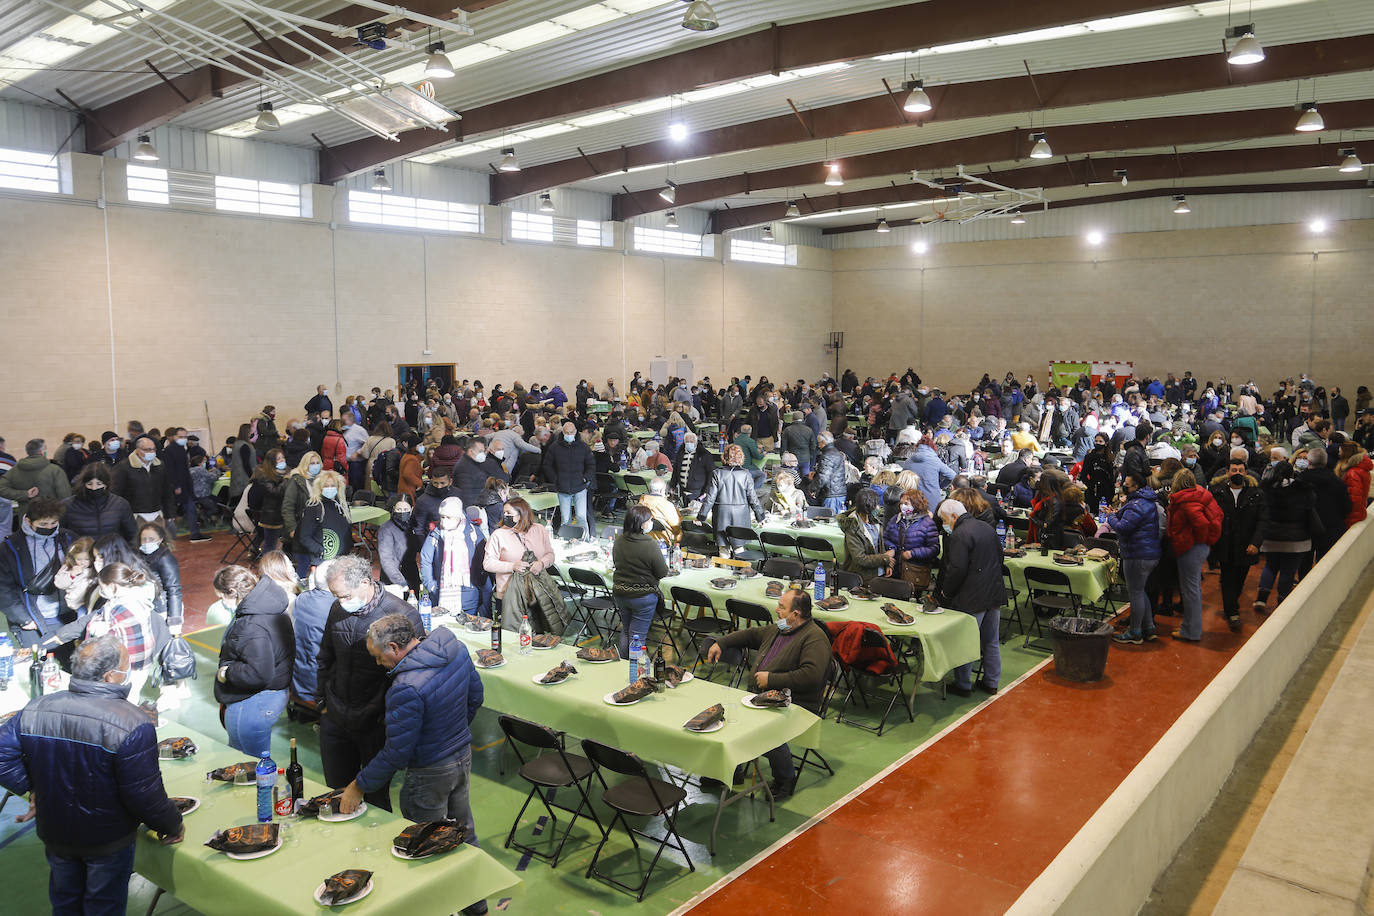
[441,626,820,784]
[212,474,230,496]
[1004,550,1116,605]
[656,567,979,683]
[585,401,612,414]
[755,517,847,562]
[628,429,655,440]
[695,423,719,438]
[136,722,520,916]
[610,470,659,495]
[511,488,558,512]
[350,505,390,526]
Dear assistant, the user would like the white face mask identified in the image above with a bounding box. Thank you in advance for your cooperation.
[139,541,159,554]
[641,521,654,534]
[473,453,486,463]
[440,516,461,530]
[491,450,504,460]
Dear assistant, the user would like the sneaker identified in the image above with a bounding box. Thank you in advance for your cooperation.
[1113,631,1143,645]
[947,684,974,697]
[769,778,796,800]
[977,682,999,696]
[189,534,213,543]
[1143,629,1158,642]
[1253,599,1268,615]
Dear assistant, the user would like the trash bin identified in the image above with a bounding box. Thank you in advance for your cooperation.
[1048,616,1113,682]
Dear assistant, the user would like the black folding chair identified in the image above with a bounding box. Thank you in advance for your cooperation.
[219,504,256,564]
[803,505,835,519]
[669,585,728,673]
[1001,564,1026,640]
[830,569,863,591]
[868,576,915,602]
[759,529,802,562]
[1023,566,1081,649]
[724,525,767,563]
[680,517,714,552]
[592,472,618,516]
[833,625,914,736]
[793,656,839,780]
[580,739,694,902]
[557,523,586,541]
[796,534,840,573]
[760,557,805,580]
[568,566,614,642]
[498,715,604,868]
[722,598,774,687]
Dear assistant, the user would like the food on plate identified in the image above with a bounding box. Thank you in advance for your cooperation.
[204,823,279,854]
[709,577,737,589]
[538,661,577,684]
[684,704,725,732]
[475,649,504,667]
[789,518,815,529]
[881,603,915,625]
[319,869,372,905]
[663,664,689,688]
[531,633,561,648]
[394,820,469,858]
[751,688,792,707]
[848,586,876,600]
[299,789,345,817]
[171,796,198,814]
[817,595,848,611]
[459,613,492,632]
[576,645,620,662]
[765,581,784,598]
[157,736,197,758]
[611,677,662,704]
[1053,555,1084,566]
[205,761,257,783]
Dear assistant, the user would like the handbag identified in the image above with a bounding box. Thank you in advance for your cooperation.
[153,634,197,686]
[897,558,931,591]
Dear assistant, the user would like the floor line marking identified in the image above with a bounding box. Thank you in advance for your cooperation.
[669,653,1055,916]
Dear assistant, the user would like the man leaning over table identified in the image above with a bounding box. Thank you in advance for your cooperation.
[0,635,183,916]
[935,499,1007,698]
[340,614,488,915]
[704,588,829,799]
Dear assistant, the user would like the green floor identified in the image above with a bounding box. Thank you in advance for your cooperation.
[0,623,1049,915]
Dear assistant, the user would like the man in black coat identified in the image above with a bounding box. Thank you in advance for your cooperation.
[542,421,597,539]
[995,449,1034,487]
[111,438,176,523]
[671,433,716,504]
[305,384,333,417]
[935,500,1007,697]
[161,427,209,542]
[1299,448,1350,561]
[1208,452,1267,631]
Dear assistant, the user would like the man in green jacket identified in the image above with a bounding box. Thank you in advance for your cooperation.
[0,439,71,518]
[732,426,766,487]
[706,588,829,798]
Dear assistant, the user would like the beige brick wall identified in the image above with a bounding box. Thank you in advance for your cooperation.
[832,219,1374,397]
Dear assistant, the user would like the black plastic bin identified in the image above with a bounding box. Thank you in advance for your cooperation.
[1048,616,1113,682]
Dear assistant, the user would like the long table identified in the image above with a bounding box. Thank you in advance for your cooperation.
[1003,549,1117,606]
[510,487,558,513]
[755,517,847,562]
[135,722,520,916]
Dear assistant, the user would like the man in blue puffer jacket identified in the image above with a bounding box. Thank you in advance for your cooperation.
[1106,472,1163,644]
[0,634,183,914]
[340,615,487,914]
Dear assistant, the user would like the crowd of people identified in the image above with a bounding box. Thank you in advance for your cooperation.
[0,366,1370,914]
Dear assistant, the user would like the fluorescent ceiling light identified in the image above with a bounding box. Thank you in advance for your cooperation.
[569,110,633,128]
[1010,211,1026,224]
[1227,30,1265,65]
[876,218,891,233]
[371,169,391,191]
[1172,195,1191,214]
[761,225,774,241]
[0,0,178,86]
[539,193,555,212]
[134,135,158,161]
[1295,103,1324,132]
[424,43,455,79]
[619,98,675,116]
[488,22,574,52]
[551,5,623,30]
[499,148,520,172]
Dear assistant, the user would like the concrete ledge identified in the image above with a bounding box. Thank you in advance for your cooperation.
[1003,519,1374,916]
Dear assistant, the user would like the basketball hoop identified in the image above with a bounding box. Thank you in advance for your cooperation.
[415,80,436,99]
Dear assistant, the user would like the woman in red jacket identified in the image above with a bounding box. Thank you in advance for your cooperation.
[1337,443,1371,528]
[1167,468,1223,643]
[319,420,349,477]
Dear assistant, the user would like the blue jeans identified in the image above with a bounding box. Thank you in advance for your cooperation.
[1175,543,1210,640]
[823,496,846,514]
[615,592,660,657]
[224,688,287,758]
[181,490,200,537]
[557,489,593,539]
[797,461,812,477]
[400,748,485,914]
[764,743,794,785]
[47,841,135,916]
[1258,552,1303,605]
[953,608,1001,690]
[1123,556,1159,636]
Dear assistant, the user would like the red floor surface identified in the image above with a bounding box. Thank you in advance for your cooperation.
[687,572,1257,916]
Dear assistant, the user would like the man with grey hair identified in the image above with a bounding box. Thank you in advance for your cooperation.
[640,475,682,546]
[934,499,1006,697]
[0,438,71,517]
[671,430,715,504]
[0,635,183,914]
[813,432,848,513]
[339,616,487,911]
[317,554,424,811]
[1297,445,1351,562]
[111,436,176,523]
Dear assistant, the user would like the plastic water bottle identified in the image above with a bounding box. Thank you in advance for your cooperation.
[718,433,726,453]
[1097,499,1107,526]
[996,521,1006,545]
[518,615,533,656]
[637,640,650,680]
[628,633,644,682]
[256,752,277,823]
[619,449,628,471]
[418,589,432,634]
[0,634,12,691]
[41,652,60,692]
[658,541,670,569]
[813,563,826,602]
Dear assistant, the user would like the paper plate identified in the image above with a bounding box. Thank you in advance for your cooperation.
[531,642,558,651]
[475,659,506,669]
[577,655,620,665]
[313,878,374,907]
[920,606,945,615]
[391,845,449,861]
[532,671,574,686]
[171,797,200,816]
[225,838,283,860]
[603,690,649,706]
[318,801,367,823]
[683,718,724,733]
[740,694,786,710]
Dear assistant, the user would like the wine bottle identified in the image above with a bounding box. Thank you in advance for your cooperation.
[491,617,502,653]
[285,738,304,808]
[652,644,666,681]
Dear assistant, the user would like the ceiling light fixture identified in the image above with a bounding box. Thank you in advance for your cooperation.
[1114,169,1128,186]
[825,162,844,186]
[665,210,678,229]
[902,79,932,114]
[133,134,158,161]
[912,239,929,255]
[668,122,689,142]
[876,217,891,233]
[254,102,280,132]
[762,225,774,242]
[539,193,555,212]
[1226,25,1265,66]
[1172,195,1191,214]
[1308,218,1327,233]
[1337,148,1363,173]
[1086,230,1104,246]
[424,42,455,79]
[498,148,520,172]
[786,200,801,217]
[659,180,677,204]
[1010,211,1026,225]
[371,168,391,191]
[681,0,718,31]
[1029,132,1052,159]
[1295,102,1324,132]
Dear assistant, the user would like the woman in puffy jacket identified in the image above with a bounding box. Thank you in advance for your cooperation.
[1166,469,1223,643]
[1337,443,1371,528]
[212,565,293,757]
[319,421,349,477]
[1255,459,1317,613]
[883,488,939,576]
[1080,433,1116,512]
[248,449,288,555]
[1105,472,1161,644]
[63,463,136,541]
[136,520,183,632]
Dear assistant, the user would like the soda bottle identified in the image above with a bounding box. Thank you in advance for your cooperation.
[418,589,432,634]
[273,769,290,818]
[255,752,277,823]
[0,633,13,691]
[518,615,533,656]
[41,652,60,692]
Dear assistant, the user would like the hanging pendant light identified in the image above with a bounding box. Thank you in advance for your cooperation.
[785,200,801,217]
[762,225,774,242]
[498,148,520,172]
[659,180,677,204]
[824,162,843,186]
[1029,132,1052,159]
[539,193,555,212]
[1337,148,1363,173]
[371,168,391,191]
[1227,28,1265,66]
[134,134,159,161]
[1172,195,1191,214]
[902,79,932,114]
[665,211,679,229]
[876,217,891,233]
[254,102,280,132]
[681,0,718,31]
[1010,210,1026,225]
[1295,102,1324,132]
[425,42,455,79]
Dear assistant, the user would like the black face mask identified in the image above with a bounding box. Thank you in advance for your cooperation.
[501,517,517,528]
[1229,474,1247,487]
[31,524,58,537]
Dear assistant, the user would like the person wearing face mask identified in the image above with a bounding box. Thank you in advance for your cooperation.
[482,497,555,626]
[1253,457,1317,614]
[542,421,597,541]
[85,431,122,469]
[671,432,715,504]
[294,471,352,570]
[159,426,204,542]
[638,476,681,547]
[317,554,425,811]
[212,565,293,757]
[610,505,669,657]
[228,423,259,503]
[0,634,184,915]
[247,448,289,555]
[305,384,333,418]
[704,587,830,798]
[883,489,940,595]
[287,559,335,717]
[838,488,896,583]
[1164,469,1224,643]
[1296,447,1350,564]
[136,521,183,634]
[63,463,136,541]
[0,438,72,519]
[109,436,175,528]
[58,433,89,482]
[281,450,325,577]
[769,471,808,517]
[85,563,160,699]
[419,496,485,619]
[410,464,460,537]
[451,438,496,510]
[1199,431,1230,483]
[378,499,420,595]
[935,499,1007,696]
[0,499,73,651]
[1206,450,1266,632]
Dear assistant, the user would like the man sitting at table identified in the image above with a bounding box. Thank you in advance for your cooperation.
[639,477,682,546]
[671,432,715,503]
[705,588,829,799]
[340,614,487,915]
[935,499,1007,697]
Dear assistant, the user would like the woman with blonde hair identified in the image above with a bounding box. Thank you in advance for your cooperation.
[281,449,324,576]
[294,470,352,569]
[257,549,301,611]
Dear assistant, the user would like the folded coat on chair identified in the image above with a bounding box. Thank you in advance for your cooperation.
[823,620,897,676]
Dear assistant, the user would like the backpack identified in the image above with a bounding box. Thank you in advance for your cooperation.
[372,449,401,493]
